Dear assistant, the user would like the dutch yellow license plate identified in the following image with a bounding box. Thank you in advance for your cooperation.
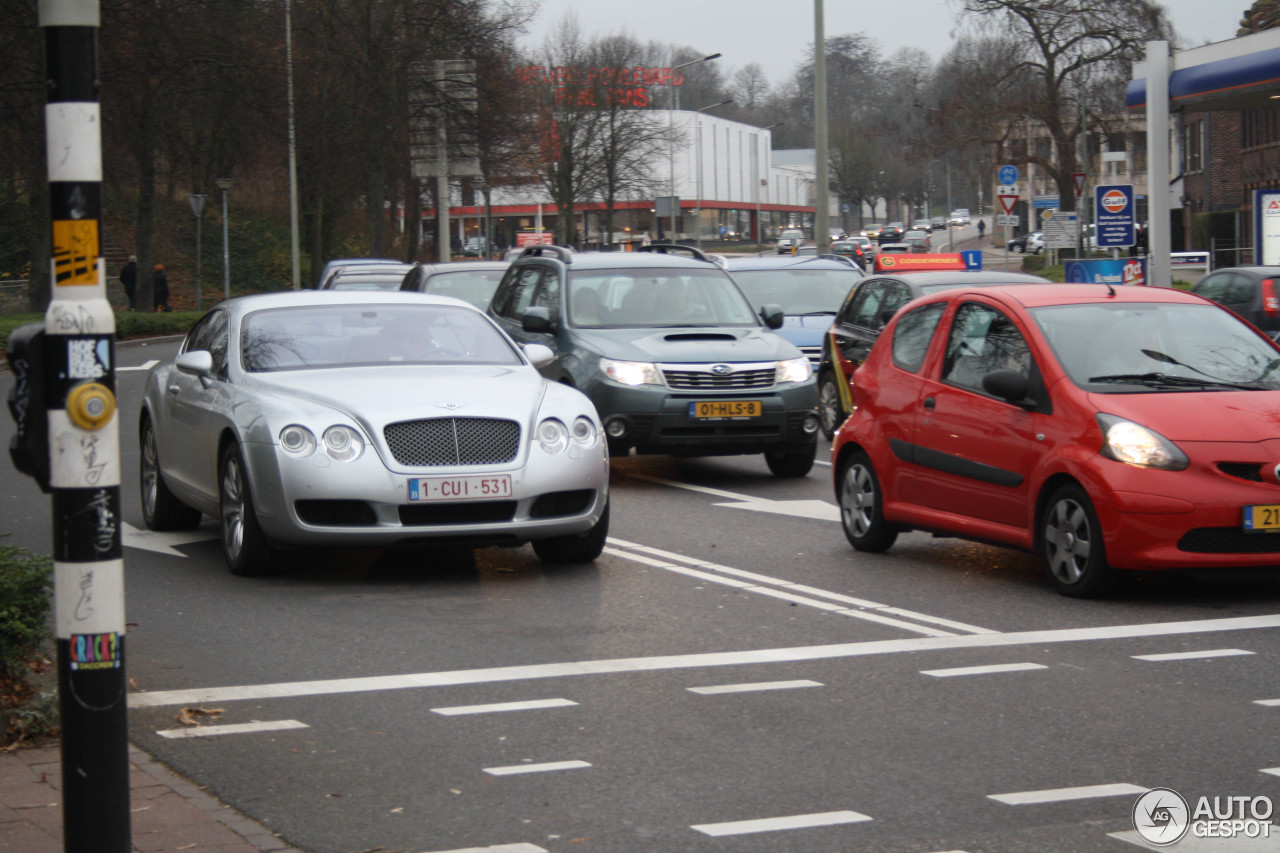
[688,400,762,419]
[1243,504,1280,532]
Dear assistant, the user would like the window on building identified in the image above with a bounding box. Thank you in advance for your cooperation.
[1184,119,1203,172]
[1243,110,1280,148]
[1129,132,1147,172]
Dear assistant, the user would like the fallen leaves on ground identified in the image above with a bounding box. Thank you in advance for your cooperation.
[175,706,225,727]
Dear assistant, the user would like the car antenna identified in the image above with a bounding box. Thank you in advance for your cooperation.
[1104,282,1116,297]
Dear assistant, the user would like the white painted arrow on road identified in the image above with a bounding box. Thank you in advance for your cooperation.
[121,521,218,556]
[712,498,840,522]
[626,473,839,522]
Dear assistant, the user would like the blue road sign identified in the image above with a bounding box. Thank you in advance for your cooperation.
[998,164,1019,186]
[1094,184,1135,248]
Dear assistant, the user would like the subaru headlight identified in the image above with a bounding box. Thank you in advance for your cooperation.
[775,356,813,384]
[1097,414,1188,470]
[279,425,316,457]
[322,425,365,462]
[601,358,662,386]
[571,416,599,448]
[537,418,570,454]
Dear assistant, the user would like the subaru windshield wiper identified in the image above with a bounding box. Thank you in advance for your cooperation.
[1086,372,1257,390]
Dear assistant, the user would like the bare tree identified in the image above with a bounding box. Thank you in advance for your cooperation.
[732,64,769,111]
[0,0,47,310]
[955,0,1175,210]
[590,34,669,248]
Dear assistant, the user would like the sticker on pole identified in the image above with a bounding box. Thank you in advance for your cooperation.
[52,219,99,286]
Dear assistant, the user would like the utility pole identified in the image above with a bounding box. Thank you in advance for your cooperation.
[814,0,830,254]
[24,1,132,850]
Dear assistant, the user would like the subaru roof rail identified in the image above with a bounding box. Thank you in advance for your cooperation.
[636,243,712,263]
[520,245,574,263]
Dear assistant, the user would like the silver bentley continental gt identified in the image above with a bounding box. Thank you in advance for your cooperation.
[139,291,610,575]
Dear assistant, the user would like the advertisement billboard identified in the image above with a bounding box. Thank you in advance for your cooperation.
[1254,189,1280,266]
[1064,258,1148,286]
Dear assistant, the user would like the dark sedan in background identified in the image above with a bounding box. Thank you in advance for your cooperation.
[725,256,864,369]
[1191,266,1280,336]
[817,267,1049,438]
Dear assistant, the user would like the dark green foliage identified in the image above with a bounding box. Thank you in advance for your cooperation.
[0,540,53,680]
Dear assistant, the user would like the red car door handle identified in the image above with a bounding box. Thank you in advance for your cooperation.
[923,396,935,409]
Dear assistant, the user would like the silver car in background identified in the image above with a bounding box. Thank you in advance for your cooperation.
[139,291,610,575]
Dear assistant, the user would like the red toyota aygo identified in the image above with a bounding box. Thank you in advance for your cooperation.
[832,283,1280,597]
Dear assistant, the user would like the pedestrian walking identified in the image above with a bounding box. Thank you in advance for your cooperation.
[153,263,171,312]
[977,219,986,241]
[120,254,137,310]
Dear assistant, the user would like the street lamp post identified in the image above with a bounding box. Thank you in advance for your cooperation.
[667,52,721,242]
[754,122,783,246]
[474,174,492,260]
[693,99,733,249]
[286,0,301,290]
[215,178,231,300]
[188,194,206,310]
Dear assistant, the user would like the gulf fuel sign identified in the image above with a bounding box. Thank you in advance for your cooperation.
[1093,184,1135,248]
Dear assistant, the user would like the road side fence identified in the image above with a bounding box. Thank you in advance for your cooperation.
[1209,237,1252,269]
[1,277,130,315]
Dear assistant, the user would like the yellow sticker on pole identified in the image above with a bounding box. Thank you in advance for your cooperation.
[52,219,99,285]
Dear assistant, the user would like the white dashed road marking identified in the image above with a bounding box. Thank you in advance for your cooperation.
[431,698,577,716]
[483,760,591,776]
[1131,648,1254,662]
[417,840,542,845]
[687,680,822,695]
[989,783,1147,805]
[156,719,309,739]
[691,809,873,836]
[921,663,1048,678]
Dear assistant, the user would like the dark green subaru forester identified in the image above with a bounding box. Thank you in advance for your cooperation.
[487,246,820,477]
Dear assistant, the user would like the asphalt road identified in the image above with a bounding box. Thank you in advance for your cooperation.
[4,337,1280,853]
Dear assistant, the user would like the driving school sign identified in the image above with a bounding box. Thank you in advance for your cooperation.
[1094,184,1135,248]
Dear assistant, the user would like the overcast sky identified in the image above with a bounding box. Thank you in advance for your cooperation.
[518,0,1242,87]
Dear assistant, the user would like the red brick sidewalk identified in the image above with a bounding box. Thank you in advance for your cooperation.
[0,743,301,853]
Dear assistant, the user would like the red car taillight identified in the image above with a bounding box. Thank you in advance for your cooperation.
[1264,278,1280,317]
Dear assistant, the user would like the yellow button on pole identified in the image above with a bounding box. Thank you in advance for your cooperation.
[66,382,116,430]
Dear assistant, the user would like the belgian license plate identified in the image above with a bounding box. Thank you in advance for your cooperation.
[408,474,512,502]
[688,400,762,420]
[1244,504,1280,532]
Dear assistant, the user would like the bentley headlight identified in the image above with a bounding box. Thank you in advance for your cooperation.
[1097,414,1188,470]
[601,358,662,386]
[537,418,570,455]
[571,416,599,448]
[775,356,813,384]
[322,425,365,462]
[279,425,316,456]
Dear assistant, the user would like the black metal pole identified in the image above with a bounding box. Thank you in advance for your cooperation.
[41,1,131,850]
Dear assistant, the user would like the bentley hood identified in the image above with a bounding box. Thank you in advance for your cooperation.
[245,365,553,426]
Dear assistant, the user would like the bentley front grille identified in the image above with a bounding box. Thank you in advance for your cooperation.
[384,417,521,466]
